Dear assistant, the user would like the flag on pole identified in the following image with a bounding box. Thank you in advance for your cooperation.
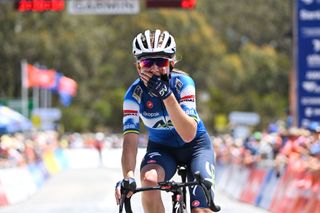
[37,69,56,89]
[24,64,39,88]
[25,64,57,89]
[58,76,77,96]
[23,63,78,106]
[58,76,78,106]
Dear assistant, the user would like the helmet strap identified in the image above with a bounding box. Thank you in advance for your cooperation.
[170,64,173,73]
[160,73,169,82]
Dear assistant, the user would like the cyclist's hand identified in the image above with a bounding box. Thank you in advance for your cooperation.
[114,178,137,205]
[147,75,172,100]
[115,180,122,205]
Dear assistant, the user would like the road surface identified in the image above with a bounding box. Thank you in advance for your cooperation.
[0,148,269,213]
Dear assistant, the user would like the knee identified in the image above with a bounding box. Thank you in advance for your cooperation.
[142,169,159,186]
[141,165,165,186]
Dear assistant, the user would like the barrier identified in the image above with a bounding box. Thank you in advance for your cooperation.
[255,168,280,209]
[0,148,104,207]
[289,173,313,213]
[28,163,47,187]
[0,149,68,207]
[0,167,37,204]
[304,181,320,213]
[54,148,69,170]
[239,168,267,204]
[216,161,320,213]
[0,181,8,207]
[223,164,250,200]
[42,150,61,174]
[0,148,318,211]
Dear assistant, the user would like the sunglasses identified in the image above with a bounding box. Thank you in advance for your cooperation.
[139,58,171,68]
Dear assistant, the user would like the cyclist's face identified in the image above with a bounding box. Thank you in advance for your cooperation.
[137,57,171,76]
[137,57,172,86]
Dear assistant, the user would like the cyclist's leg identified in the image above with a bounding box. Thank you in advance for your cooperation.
[140,148,177,213]
[188,133,216,212]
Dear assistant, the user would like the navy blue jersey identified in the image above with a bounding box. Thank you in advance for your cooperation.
[123,72,207,147]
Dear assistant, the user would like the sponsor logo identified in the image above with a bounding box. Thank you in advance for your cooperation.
[174,202,181,209]
[148,152,161,158]
[123,123,137,130]
[192,200,200,207]
[152,119,173,128]
[123,110,138,116]
[307,54,320,68]
[159,86,168,96]
[180,95,195,102]
[313,39,320,52]
[185,109,197,116]
[133,85,142,103]
[143,111,160,117]
[146,101,153,109]
[175,78,183,93]
[300,9,320,21]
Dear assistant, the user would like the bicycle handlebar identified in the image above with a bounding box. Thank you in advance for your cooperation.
[119,172,221,213]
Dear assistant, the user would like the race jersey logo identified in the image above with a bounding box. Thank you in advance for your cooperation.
[175,78,183,94]
[123,123,137,130]
[146,100,153,109]
[159,85,168,96]
[148,152,161,158]
[133,85,142,103]
[152,119,173,128]
[205,161,216,190]
[192,200,200,207]
[180,95,195,102]
[123,110,138,116]
[142,111,160,117]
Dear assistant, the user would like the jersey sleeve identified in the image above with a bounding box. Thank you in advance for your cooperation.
[177,76,200,123]
[123,86,140,135]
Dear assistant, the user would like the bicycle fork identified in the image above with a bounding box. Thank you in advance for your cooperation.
[172,188,186,213]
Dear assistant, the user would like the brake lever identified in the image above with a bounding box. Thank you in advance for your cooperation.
[194,171,221,212]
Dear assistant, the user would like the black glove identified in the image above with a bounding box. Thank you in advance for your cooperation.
[116,178,137,193]
[147,75,172,100]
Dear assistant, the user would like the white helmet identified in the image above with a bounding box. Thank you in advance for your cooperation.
[132,29,176,60]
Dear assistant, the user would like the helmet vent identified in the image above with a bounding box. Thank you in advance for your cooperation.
[135,40,141,50]
[166,37,172,47]
[132,29,176,59]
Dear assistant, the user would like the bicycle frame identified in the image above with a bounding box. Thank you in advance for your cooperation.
[119,168,220,213]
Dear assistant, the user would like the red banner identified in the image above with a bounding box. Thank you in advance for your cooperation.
[15,0,65,12]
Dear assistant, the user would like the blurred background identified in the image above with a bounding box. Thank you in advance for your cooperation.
[1,0,294,133]
[0,0,319,213]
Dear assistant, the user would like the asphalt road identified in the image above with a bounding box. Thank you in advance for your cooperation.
[0,148,269,213]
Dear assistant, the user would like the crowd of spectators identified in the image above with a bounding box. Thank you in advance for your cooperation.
[0,131,60,168]
[1,122,319,178]
[0,131,133,168]
[213,122,320,177]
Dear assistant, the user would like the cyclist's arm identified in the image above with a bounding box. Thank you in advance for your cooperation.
[163,94,197,142]
[121,133,139,178]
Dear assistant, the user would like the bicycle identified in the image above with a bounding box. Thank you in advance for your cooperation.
[119,165,221,213]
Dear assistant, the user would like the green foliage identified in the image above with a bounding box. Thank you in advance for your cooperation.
[0,2,292,133]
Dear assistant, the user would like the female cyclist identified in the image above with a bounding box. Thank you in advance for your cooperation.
[115,29,216,213]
